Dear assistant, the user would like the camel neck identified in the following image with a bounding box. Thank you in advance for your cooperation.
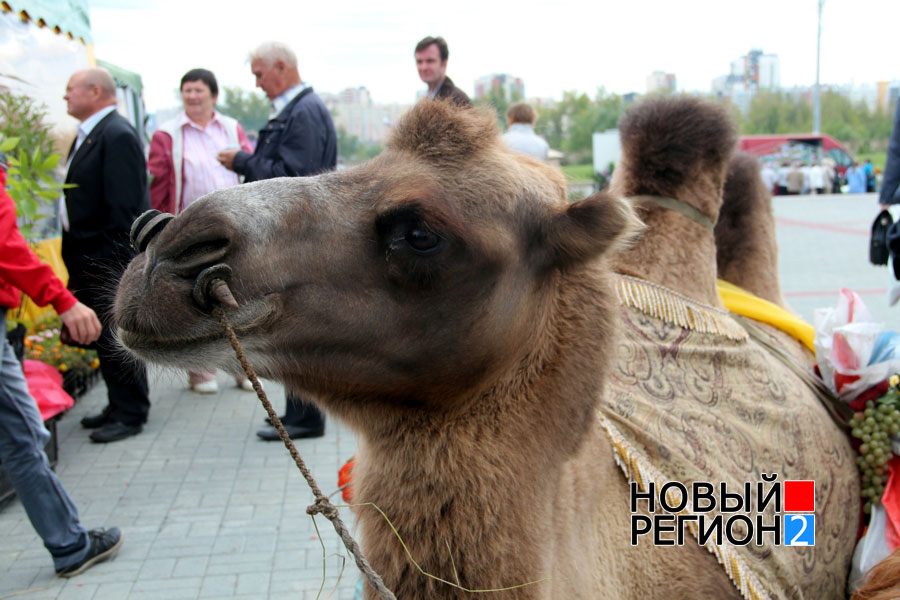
[613,195,723,308]
[350,271,618,597]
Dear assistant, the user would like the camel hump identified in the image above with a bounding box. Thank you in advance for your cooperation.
[617,95,737,197]
[720,151,770,220]
[387,99,500,163]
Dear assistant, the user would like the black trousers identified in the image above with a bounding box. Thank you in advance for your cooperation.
[283,393,325,428]
[71,282,150,426]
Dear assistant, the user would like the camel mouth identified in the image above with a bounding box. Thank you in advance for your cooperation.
[116,298,277,360]
[117,327,222,353]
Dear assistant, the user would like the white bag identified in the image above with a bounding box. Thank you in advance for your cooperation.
[848,502,893,595]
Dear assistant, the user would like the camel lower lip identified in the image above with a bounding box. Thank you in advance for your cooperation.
[118,327,220,350]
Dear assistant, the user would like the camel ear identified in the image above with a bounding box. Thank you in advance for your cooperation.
[535,191,642,272]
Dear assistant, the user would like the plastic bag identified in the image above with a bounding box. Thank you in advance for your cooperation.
[848,502,893,595]
[814,289,900,400]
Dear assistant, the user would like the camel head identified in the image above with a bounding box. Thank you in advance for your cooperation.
[115,100,639,428]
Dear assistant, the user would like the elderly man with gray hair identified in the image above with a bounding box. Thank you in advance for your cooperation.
[501,102,549,162]
[217,41,337,182]
[217,43,335,441]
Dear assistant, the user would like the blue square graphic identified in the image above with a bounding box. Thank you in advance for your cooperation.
[784,514,815,546]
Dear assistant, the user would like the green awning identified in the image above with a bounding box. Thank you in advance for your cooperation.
[4,0,92,43]
[96,59,142,94]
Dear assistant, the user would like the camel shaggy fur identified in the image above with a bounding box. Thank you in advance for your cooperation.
[114,98,857,599]
[715,151,813,365]
[715,152,787,308]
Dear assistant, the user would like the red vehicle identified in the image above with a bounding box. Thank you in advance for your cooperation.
[739,133,856,179]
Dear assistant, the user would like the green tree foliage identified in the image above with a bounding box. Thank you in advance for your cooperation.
[534,88,625,164]
[217,86,270,135]
[740,91,894,154]
[0,89,71,240]
[474,85,522,130]
[337,128,382,164]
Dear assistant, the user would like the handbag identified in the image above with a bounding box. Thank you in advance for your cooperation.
[870,209,894,266]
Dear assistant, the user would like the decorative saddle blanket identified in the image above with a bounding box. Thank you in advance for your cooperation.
[599,276,858,600]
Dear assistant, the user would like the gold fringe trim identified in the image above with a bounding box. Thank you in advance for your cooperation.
[615,275,748,341]
[597,413,771,600]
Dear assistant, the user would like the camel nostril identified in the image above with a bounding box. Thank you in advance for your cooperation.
[131,210,175,253]
[192,263,239,311]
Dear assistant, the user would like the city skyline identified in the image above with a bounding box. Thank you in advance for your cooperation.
[88,0,898,114]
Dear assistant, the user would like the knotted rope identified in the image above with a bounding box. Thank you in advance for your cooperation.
[212,306,397,600]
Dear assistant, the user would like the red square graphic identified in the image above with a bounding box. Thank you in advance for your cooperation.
[783,480,815,512]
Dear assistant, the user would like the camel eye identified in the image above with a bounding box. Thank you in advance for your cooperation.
[405,226,442,254]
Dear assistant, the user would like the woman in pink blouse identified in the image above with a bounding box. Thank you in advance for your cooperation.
[148,68,254,394]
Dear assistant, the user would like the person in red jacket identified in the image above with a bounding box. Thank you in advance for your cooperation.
[0,157,123,577]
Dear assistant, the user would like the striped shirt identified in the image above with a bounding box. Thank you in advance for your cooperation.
[179,111,241,211]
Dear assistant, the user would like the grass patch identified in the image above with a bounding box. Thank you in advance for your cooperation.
[857,151,887,172]
[561,164,595,181]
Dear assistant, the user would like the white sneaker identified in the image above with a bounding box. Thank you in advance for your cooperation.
[191,380,219,394]
[238,378,258,392]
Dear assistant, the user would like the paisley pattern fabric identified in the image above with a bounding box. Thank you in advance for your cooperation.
[600,292,859,600]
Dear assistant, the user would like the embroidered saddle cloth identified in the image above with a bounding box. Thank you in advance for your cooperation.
[599,277,858,600]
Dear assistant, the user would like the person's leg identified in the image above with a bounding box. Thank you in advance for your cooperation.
[189,370,218,393]
[283,393,325,428]
[257,392,325,440]
[95,320,149,426]
[0,333,89,571]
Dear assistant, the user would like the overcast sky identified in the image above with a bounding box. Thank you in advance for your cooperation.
[89,0,898,113]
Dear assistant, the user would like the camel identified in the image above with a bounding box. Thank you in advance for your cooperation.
[114,97,859,599]
[715,151,814,366]
[715,152,787,309]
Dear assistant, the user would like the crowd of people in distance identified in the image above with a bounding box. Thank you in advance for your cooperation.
[759,157,878,196]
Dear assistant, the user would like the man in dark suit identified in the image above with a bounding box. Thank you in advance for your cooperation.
[414,36,472,107]
[217,42,334,441]
[62,67,151,443]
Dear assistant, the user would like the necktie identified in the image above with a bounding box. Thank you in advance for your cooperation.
[60,128,86,232]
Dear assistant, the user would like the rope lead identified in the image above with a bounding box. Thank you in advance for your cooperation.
[212,305,397,600]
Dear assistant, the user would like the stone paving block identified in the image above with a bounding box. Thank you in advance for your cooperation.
[204,560,272,577]
[136,557,176,580]
[234,571,271,595]
[197,573,237,597]
[93,581,135,598]
[172,556,209,578]
[55,583,99,600]
[128,576,202,599]
[0,567,40,595]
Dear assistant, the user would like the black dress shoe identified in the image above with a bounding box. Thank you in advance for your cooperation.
[56,527,123,577]
[90,421,143,443]
[256,424,324,441]
[80,406,113,429]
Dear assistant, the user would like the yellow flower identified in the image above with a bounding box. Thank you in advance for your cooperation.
[890,374,900,388]
[90,359,100,369]
[59,363,68,372]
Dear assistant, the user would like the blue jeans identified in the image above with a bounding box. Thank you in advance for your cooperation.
[0,313,88,570]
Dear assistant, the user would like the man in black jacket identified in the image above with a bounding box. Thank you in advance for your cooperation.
[218,42,335,440]
[414,36,472,107]
[218,42,337,182]
[62,67,151,443]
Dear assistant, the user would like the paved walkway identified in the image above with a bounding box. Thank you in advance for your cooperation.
[0,370,361,599]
